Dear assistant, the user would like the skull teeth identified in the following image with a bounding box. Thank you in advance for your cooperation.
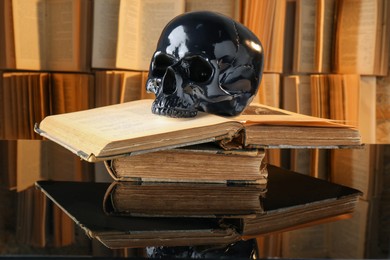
[152,101,197,118]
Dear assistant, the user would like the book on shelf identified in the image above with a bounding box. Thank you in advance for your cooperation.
[292,0,335,73]
[185,0,242,20]
[242,0,286,73]
[376,72,390,143]
[333,0,390,76]
[35,164,362,249]
[0,72,95,140]
[283,74,377,144]
[34,99,362,163]
[50,73,95,114]
[104,143,267,183]
[1,72,50,140]
[91,0,185,71]
[103,181,266,218]
[95,70,153,107]
[0,0,91,71]
[252,73,280,108]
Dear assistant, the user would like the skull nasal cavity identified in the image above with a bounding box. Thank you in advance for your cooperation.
[162,68,176,95]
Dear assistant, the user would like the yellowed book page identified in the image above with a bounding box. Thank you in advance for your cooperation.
[293,0,316,73]
[136,0,185,70]
[185,0,237,18]
[36,99,241,161]
[12,0,45,70]
[91,0,120,69]
[358,76,376,143]
[45,0,81,71]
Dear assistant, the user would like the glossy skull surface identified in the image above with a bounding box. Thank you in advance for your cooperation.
[146,11,264,118]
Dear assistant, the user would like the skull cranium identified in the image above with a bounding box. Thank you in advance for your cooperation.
[146,11,264,118]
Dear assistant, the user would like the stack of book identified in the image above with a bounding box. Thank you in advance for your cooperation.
[34,99,363,249]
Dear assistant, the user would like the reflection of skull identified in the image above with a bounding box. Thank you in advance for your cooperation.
[146,11,264,118]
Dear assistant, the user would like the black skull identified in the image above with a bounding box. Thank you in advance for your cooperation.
[146,11,264,118]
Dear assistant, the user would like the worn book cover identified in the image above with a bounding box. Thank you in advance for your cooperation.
[104,143,267,183]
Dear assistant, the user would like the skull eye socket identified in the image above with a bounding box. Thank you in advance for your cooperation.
[152,53,175,77]
[185,56,213,83]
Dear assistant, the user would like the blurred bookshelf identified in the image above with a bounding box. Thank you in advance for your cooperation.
[0,0,389,258]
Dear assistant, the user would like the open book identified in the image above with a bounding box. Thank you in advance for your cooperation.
[34,99,362,162]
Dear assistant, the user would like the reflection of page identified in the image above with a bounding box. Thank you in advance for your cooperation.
[12,0,45,69]
[116,0,141,69]
[92,0,120,68]
[138,0,185,70]
[46,0,79,71]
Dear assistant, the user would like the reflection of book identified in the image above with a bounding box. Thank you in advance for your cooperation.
[35,181,241,249]
[232,165,362,237]
[34,99,362,162]
[103,181,266,218]
[104,143,267,183]
[35,164,362,249]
